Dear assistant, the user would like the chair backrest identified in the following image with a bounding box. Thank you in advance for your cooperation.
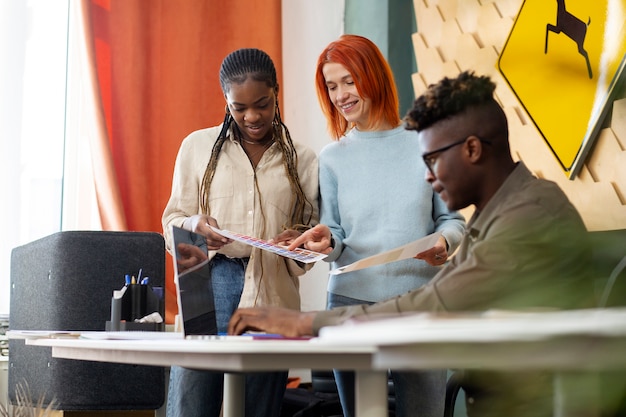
[9,230,166,410]
[598,255,626,308]
[590,229,626,308]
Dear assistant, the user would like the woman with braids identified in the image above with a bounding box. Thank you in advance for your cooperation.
[273,35,465,417]
[162,48,319,417]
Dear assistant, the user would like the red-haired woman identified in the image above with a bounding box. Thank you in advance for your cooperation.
[302,34,465,417]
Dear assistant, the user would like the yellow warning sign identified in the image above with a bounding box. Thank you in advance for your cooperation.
[498,0,626,178]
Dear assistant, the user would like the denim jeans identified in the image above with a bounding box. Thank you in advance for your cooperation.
[328,292,446,417]
[166,255,288,417]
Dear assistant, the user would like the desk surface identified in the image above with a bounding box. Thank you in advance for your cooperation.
[319,307,626,372]
[16,307,626,373]
[13,308,626,417]
[23,336,377,372]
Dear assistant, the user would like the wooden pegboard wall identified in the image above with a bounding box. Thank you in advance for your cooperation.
[412,0,626,231]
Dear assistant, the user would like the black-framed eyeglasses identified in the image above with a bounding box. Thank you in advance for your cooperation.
[422,136,492,175]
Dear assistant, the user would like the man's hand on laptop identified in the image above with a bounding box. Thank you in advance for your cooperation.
[228,307,316,338]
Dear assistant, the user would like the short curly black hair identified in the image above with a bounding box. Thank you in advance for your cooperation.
[404,71,496,132]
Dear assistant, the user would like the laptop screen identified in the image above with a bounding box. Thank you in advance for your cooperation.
[171,226,218,336]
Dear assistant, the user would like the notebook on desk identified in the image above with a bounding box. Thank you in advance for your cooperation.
[171,225,218,337]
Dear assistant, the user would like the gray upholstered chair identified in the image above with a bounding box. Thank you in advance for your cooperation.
[8,231,166,412]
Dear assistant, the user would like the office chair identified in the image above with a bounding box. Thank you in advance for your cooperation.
[444,370,465,417]
[9,231,166,411]
[598,255,626,308]
[596,254,626,417]
[312,369,397,415]
[443,251,626,417]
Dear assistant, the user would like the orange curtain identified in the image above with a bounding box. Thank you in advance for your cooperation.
[82,0,283,323]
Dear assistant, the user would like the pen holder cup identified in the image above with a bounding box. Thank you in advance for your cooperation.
[106,285,164,331]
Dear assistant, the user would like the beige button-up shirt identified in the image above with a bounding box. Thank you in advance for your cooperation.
[163,125,319,309]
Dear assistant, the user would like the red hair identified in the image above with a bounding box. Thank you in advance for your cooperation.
[315,34,401,140]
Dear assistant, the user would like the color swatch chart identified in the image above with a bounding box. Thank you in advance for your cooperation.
[209,226,327,264]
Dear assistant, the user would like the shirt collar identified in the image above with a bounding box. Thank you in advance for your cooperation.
[466,161,533,237]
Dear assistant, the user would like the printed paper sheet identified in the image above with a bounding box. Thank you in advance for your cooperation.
[209,226,327,264]
[330,231,442,275]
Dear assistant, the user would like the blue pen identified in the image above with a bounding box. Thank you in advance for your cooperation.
[141,277,149,285]
[125,274,132,286]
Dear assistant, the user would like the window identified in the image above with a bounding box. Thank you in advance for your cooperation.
[0,0,69,313]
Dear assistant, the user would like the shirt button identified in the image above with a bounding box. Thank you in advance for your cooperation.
[248,210,253,215]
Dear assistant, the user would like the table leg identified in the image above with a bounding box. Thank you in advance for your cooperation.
[224,373,245,417]
[554,372,600,417]
[355,370,388,417]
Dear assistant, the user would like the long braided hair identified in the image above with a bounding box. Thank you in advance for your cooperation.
[199,48,314,233]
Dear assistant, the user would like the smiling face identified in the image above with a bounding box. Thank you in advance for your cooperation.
[322,62,372,131]
[225,78,276,143]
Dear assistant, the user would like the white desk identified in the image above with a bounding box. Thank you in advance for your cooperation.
[15,308,626,417]
[20,336,383,417]
[320,308,626,417]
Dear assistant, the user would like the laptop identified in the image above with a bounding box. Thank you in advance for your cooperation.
[171,225,218,337]
[171,225,313,341]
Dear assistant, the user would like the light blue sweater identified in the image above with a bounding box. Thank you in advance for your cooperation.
[320,125,466,302]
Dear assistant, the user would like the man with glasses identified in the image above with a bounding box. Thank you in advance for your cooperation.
[229,71,593,417]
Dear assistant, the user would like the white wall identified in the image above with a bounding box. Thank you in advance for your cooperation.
[282,1,345,312]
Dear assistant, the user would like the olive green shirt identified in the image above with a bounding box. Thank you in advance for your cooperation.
[313,162,592,333]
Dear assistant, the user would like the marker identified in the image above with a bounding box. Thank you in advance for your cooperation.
[141,277,149,285]
[125,274,132,286]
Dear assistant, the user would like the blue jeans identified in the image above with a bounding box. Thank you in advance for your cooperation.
[328,292,446,417]
[167,255,288,417]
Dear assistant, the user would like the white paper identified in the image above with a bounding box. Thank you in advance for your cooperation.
[79,331,183,340]
[7,330,81,339]
[318,308,626,345]
[330,231,443,275]
[209,226,327,264]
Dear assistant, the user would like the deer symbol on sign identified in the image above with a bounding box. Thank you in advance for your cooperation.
[544,0,593,79]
